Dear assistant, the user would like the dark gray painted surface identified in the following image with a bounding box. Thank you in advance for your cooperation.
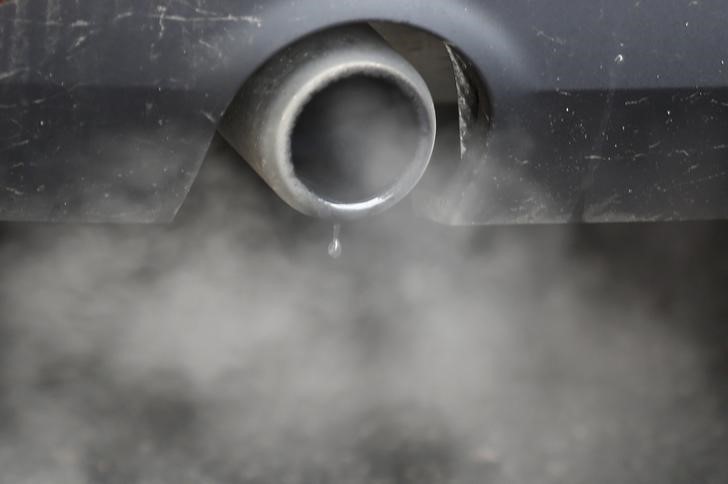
[0,0,727,223]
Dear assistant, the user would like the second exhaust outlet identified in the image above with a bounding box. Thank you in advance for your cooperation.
[219,25,437,220]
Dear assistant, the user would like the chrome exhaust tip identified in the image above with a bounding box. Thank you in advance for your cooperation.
[219,25,437,220]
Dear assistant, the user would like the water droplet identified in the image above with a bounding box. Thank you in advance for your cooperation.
[328,238,342,259]
[328,224,342,259]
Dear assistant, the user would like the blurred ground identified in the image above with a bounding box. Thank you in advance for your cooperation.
[0,138,726,483]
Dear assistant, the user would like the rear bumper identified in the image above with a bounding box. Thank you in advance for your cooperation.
[1,0,727,223]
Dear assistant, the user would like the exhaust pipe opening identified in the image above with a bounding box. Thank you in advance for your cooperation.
[219,25,437,220]
[290,75,425,204]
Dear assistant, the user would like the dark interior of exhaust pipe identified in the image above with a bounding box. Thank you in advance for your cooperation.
[290,75,424,203]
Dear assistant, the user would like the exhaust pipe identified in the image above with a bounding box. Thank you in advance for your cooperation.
[219,25,437,220]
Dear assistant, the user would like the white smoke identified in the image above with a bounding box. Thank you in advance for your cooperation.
[0,138,726,483]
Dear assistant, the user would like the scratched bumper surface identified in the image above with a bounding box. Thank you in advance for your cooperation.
[1,0,727,223]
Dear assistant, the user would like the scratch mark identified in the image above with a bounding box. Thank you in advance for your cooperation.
[197,38,222,57]
[157,14,262,26]
[0,68,28,81]
[171,0,224,17]
[69,34,88,50]
[672,171,728,188]
[111,11,261,26]
[1,139,29,150]
[6,118,22,130]
[625,97,648,106]
[535,30,566,46]
[686,164,700,174]
[113,12,134,22]
[157,6,167,41]
[3,187,24,196]
[10,18,63,27]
